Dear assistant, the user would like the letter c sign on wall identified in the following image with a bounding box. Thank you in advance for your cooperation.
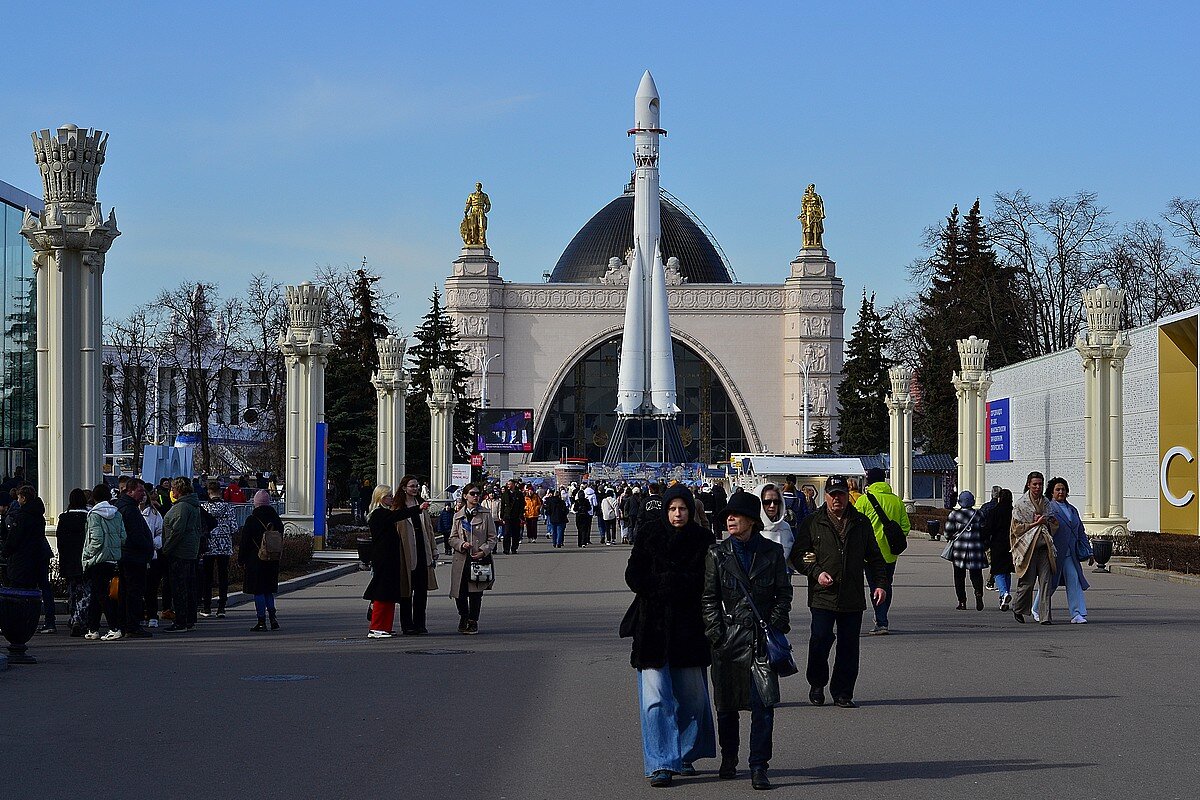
[1160,446,1196,508]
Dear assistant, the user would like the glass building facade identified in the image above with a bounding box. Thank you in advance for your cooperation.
[533,336,749,464]
[0,179,41,479]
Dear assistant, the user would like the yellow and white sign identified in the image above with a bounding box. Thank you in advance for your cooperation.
[1158,319,1199,534]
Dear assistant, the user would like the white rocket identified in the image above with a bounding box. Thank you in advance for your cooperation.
[615,71,679,418]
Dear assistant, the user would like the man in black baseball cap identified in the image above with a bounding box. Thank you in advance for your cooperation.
[789,475,889,708]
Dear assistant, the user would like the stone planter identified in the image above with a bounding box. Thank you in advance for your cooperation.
[0,587,43,665]
[1091,538,1113,573]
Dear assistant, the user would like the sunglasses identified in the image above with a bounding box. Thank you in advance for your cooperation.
[763,499,781,506]
[466,491,480,496]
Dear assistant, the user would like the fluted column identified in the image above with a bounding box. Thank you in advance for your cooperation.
[372,336,408,489]
[279,282,332,536]
[20,125,119,532]
[886,366,915,510]
[427,367,458,498]
[952,336,991,499]
[1076,285,1131,536]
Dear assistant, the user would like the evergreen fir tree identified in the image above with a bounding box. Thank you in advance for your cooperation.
[836,291,892,454]
[914,205,970,454]
[808,421,835,455]
[960,199,1028,367]
[325,269,391,493]
[405,287,475,484]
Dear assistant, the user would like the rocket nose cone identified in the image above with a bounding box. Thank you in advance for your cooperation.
[634,71,661,129]
[636,70,660,100]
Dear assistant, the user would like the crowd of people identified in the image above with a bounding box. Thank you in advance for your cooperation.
[1,475,286,640]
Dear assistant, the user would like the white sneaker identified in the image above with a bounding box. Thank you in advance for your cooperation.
[1071,615,1087,624]
[999,593,1012,611]
[84,630,101,640]
[147,618,159,628]
[367,630,394,639]
[1032,611,1041,623]
[101,630,123,641]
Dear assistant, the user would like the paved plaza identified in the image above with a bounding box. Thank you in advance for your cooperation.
[8,535,1199,799]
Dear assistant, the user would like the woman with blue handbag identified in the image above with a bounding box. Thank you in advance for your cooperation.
[701,490,792,791]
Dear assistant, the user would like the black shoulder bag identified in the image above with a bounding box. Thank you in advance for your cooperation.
[716,550,798,677]
[865,492,908,555]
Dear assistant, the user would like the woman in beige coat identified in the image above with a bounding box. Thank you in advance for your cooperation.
[396,475,439,635]
[1009,471,1059,625]
[449,483,498,635]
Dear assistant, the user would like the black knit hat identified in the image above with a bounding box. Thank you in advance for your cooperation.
[717,489,763,533]
[662,483,696,521]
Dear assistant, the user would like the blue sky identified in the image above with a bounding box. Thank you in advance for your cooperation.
[2,1,1196,333]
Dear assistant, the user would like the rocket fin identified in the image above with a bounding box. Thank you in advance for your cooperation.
[614,240,646,415]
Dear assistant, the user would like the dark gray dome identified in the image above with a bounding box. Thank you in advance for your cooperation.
[550,189,733,284]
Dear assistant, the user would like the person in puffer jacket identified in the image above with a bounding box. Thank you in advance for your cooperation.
[82,483,126,640]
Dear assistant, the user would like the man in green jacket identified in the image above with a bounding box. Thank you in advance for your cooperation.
[161,478,202,632]
[790,476,889,709]
[854,467,910,635]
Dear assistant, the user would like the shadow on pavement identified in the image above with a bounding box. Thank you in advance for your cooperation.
[773,758,1096,785]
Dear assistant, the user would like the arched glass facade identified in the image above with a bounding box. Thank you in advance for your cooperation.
[533,336,749,463]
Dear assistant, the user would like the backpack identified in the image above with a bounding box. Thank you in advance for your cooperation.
[257,518,284,561]
[865,491,908,555]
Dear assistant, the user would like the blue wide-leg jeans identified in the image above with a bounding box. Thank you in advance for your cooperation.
[637,664,717,776]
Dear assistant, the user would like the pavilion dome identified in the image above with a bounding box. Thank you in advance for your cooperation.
[549,188,733,284]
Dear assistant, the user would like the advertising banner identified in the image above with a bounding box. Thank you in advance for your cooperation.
[986,398,1010,463]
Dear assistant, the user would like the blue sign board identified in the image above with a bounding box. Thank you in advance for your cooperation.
[986,398,1010,462]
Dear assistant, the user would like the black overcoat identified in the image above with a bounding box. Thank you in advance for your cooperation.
[363,505,420,603]
[979,500,1015,574]
[624,516,715,670]
[54,509,88,579]
[238,506,284,596]
[2,498,53,588]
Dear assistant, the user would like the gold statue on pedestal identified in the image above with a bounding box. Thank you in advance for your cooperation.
[798,184,825,249]
[460,182,491,248]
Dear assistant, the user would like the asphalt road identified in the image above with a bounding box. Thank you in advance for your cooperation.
[5,534,1199,799]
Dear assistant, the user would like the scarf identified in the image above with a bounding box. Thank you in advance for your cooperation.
[1010,491,1058,577]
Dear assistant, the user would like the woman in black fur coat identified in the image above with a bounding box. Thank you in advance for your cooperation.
[623,484,716,786]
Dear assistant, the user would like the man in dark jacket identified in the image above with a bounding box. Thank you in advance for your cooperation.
[702,490,791,790]
[499,479,523,554]
[637,482,665,530]
[162,478,203,631]
[115,478,155,638]
[790,475,889,709]
[2,487,55,632]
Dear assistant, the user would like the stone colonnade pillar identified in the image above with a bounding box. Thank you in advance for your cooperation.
[428,366,457,498]
[953,336,992,499]
[372,335,408,490]
[20,125,119,530]
[1076,284,1131,536]
[279,282,331,533]
[886,366,915,510]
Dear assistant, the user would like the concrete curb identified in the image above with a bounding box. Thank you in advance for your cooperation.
[222,562,363,609]
[1108,563,1200,587]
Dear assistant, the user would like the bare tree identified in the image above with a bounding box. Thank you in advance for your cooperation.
[1165,197,1200,268]
[881,293,923,368]
[1096,219,1200,327]
[154,283,242,474]
[990,189,1113,354]
[236,273,289,475]
[105,306,163,472]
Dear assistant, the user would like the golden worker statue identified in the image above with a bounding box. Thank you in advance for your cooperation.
[798,183,825,249]
[460,181,491,248]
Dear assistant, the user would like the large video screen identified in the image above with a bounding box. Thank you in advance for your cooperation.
[476,408,534,453]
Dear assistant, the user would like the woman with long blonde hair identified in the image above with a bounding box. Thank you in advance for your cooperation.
[363,484,430,638]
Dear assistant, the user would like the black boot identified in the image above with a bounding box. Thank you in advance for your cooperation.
[269,610,280,630]
[975,592,985,611]
[251,617,267,632]
[458,616,469,634]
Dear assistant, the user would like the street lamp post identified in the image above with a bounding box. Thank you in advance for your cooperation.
[471,352,500,408]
